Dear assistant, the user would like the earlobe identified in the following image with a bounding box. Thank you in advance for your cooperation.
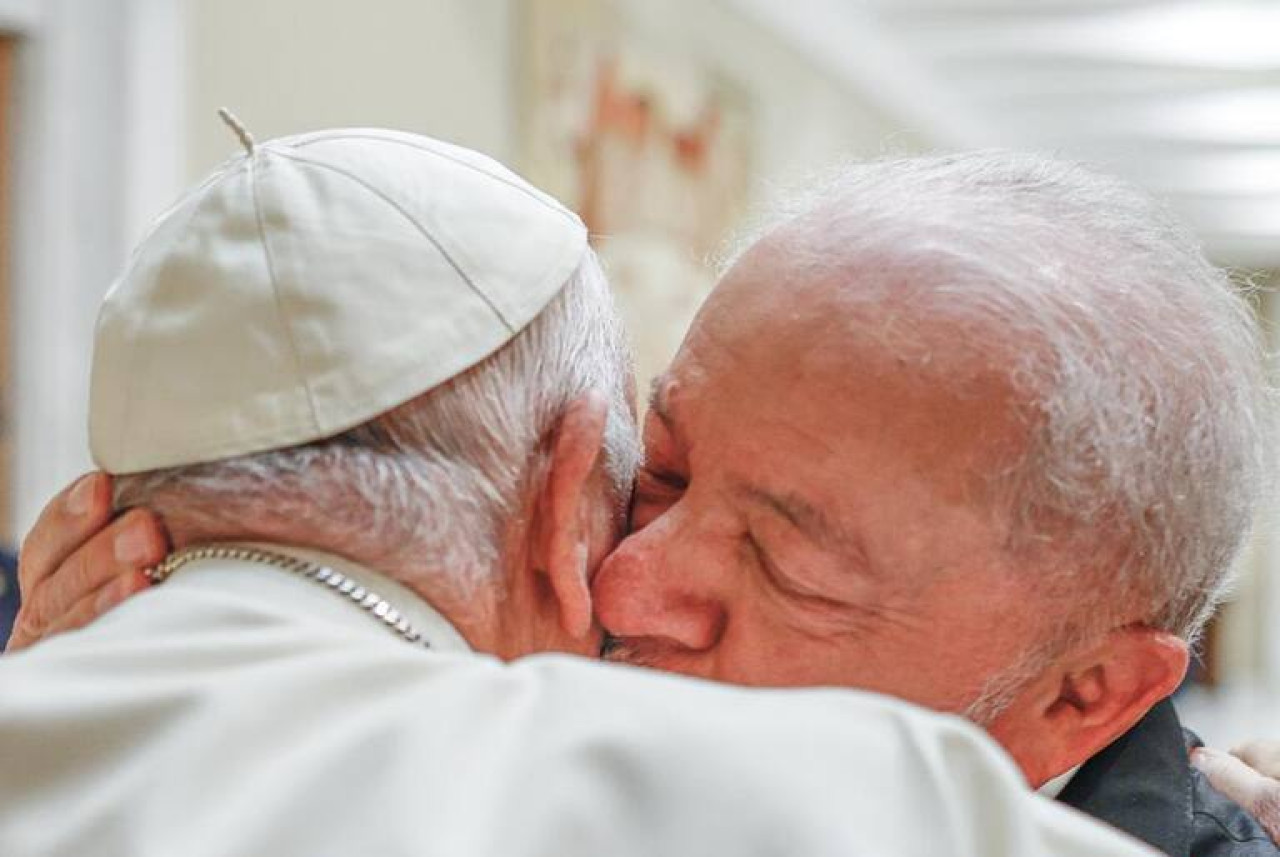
[541,391,610,641]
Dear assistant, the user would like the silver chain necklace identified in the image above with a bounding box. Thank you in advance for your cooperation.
[146,545,431,649]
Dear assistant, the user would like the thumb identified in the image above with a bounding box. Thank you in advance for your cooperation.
[1191,747,1280,843]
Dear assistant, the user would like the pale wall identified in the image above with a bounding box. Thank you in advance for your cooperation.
[185,0,920,200]
[613,0,926,196]
[186,0,515,178]
[3,0,186,538]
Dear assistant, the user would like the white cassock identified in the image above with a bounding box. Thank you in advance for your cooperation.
[0,545,1155,857]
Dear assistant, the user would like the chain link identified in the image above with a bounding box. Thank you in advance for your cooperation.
[147,545,431,649]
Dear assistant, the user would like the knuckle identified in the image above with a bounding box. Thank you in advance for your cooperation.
[1257,785,1280,827]
[16,600,46,637]
[1260,749,1280,779]
[68,547,98,593]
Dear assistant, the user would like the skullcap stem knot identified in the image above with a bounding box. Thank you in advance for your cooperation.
[217,107,256,155]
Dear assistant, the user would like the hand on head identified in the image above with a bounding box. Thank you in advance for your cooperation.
[5,473,166,653]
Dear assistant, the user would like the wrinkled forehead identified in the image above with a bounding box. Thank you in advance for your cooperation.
[695,234,1028,390]
[675,242,1037,500]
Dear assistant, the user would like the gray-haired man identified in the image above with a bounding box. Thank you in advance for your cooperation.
[588,153,1278,856]
[13,149,1279,854]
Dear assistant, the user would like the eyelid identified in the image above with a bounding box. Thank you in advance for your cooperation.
[748,532,849,610]
[638,466,687,491]
[630,468,684,530]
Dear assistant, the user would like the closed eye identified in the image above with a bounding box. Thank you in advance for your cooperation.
[746,533,851,613]
[630,467,687,529]
[637,467,687,493]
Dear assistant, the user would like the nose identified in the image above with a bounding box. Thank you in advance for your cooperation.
[592,520,727,653]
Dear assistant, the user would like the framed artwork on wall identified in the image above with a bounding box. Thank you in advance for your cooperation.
[519,0,753,388]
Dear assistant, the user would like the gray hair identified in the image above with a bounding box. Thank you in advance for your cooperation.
[115,251,640,599]
[731,151,1272,648]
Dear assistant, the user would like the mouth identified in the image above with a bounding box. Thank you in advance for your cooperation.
[597,634,671,669]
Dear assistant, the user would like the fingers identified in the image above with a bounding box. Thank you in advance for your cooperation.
[6,507,168,653]
[8,571,149,652]
[36,509,166,620]
[1232,741,1280,781]
[43,571,152,640]
[1192,747,1280,842]
[18,473,114,595]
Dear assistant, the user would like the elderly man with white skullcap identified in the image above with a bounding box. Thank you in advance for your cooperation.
[0,119,1160,856]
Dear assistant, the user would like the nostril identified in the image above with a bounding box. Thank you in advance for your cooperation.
[692,597,728,651]
[595,582,725,654]
[653,594,726,653]
[705,604,728,649]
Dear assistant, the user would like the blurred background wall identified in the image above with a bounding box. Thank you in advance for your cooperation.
[0,0,1275,736]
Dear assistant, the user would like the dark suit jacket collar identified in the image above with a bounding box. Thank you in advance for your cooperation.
[0,550,18,651]
[1058,698,1194,857]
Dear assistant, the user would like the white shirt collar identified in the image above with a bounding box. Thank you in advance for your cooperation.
[1038,764,1082,799]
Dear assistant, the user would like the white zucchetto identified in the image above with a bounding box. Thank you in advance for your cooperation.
[90,122,587,474]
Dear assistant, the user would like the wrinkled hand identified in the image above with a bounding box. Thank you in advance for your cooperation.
[5,473,168,653]
[1193,743,1280,844]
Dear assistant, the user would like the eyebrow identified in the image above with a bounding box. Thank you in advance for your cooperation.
[647,373,678,438]
[738,483,877,576]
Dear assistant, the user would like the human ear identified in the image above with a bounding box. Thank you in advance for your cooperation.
[537,390,610,641]
[993,627,1189,786]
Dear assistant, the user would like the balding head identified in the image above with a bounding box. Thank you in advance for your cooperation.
[595,151,1270,784]
[730,151,1271,642]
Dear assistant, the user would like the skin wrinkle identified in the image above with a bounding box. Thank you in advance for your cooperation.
[735,484,875,580]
